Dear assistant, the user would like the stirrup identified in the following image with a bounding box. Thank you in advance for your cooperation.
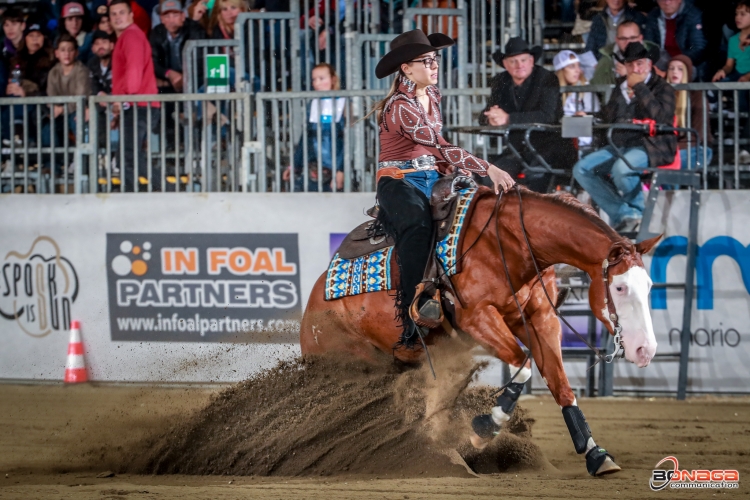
[409,284,444,330]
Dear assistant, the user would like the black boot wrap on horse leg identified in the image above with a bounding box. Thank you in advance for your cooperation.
[493,381,525,420]
[562,405,615,476]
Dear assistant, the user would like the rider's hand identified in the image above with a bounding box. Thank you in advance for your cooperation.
[487,164,515,194]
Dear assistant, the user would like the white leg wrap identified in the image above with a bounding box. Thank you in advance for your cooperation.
[491,406,512,425]
[509,364,531,384]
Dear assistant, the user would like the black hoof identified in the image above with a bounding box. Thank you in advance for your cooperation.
[585,447,618,476]
[471,414,501,439]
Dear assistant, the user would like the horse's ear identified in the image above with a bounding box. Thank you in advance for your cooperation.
[636,234,663,255]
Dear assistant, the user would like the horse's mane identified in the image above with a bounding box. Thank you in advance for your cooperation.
[514,187,622,240]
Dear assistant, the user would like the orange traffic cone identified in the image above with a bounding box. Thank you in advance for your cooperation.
[64,320,88,383]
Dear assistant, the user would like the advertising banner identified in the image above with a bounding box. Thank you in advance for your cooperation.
[0,193,373,382]
[0,190,747,390]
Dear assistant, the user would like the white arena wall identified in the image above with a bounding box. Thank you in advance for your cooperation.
[1,191,748,393]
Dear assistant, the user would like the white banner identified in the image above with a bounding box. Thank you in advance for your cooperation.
[0,193,373,382]
[1,191,748,391]
[556,190,750,394]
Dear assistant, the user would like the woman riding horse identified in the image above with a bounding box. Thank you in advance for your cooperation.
[372,30,515,346]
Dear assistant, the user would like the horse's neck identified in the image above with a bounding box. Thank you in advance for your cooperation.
[520,195,619,275]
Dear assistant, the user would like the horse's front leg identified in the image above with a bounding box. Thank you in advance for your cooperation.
[513,284,621,477]
[458,300,532,448]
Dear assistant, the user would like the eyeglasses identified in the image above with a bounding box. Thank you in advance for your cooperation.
[410,54,441,68]
[616,35,641,42]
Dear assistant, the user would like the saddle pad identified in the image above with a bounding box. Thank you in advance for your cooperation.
[324,187,478,301]
[436,187,477,276]
[325,247,394,300]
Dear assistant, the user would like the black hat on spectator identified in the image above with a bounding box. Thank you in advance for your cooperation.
[375,29,454,79]
[91,29,115,43]
[24,23,45,37]
[621,42,660,64]
[492,37,542,65]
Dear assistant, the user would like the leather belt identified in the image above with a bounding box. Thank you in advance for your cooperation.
[377,155,437,171]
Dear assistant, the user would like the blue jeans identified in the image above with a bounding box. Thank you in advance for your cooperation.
[573,146,648,225]
[680,146,713,170]
[403,168,440,200]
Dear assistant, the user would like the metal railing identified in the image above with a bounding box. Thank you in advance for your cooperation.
[0,96,87,194]
[183,39,241,94]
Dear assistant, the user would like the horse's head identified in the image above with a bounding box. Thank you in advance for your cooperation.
[589,235,661,367]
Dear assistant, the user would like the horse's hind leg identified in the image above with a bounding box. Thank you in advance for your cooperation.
[458,302,532,447]
[514,281,621,477]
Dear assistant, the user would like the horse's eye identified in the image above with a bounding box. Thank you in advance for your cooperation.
[616,287,624,292]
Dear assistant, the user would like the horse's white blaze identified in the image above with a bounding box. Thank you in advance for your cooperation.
[609,266,657,367]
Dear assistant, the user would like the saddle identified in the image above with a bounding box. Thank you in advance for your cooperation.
[336,175,474,260]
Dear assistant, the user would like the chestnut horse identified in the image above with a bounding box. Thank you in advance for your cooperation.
[300,187,660,476]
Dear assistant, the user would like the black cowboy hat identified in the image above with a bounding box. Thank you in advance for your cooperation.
[375,29,454,79]
[492,37,543,66]
[621,41,660,64]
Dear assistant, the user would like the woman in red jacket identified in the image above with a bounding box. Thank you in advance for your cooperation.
[372,30,514,347]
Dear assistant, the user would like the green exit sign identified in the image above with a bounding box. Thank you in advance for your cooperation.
[206,54,229,93]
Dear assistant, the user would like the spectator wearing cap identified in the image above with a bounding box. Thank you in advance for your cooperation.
[643,0,707,75]
[93,5,114,34]
[573,42,676,233]
[2,8,26,66]
[479,37,578,192]
[554,50,600,148]
[110,0,161,191]
[87,30,115,149]
[91,0,152,35]
[591,20,662,85]
[150,0,206,93]
[585,0,647,59]
[7,23,55,97]
[60,2,93,63]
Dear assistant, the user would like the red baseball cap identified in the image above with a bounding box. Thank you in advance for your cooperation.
[62,2,85,18]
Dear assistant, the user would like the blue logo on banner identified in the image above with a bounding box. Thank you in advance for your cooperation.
[651,236,750,310]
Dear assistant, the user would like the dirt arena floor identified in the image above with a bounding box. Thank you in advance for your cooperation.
[1,350,749,500]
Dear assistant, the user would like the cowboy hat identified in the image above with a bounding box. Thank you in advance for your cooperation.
[492,37,543,66]
[621,41,660,64]
[375,29,454,79]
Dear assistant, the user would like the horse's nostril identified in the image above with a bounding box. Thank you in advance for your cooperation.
[636,346,648,359]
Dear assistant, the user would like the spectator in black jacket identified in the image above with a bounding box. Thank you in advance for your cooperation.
[87,30,114,149]
[479,37,578,192]
[88,30,114,96]
[150,0,206,93]
[644,0,707,74]
[573,42,676,232]
[2,9,25,69]
[586,0,647,59]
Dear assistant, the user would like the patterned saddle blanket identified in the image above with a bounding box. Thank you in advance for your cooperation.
[325,187,479,301]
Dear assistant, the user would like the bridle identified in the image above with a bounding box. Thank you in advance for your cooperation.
[601,243,631,363]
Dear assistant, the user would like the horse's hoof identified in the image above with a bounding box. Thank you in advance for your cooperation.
[469,431,491,450]
[585,447,621,476]
[595,456,622,476]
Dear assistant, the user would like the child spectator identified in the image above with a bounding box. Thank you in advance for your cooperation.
[284,63,345,192]
[7,24,55,97]
[554,50,600,148]
[712,0,750,84]
[45,33,92,169]
[2,9,26,66]
[93,6,114,34]
[668,55,713,169]
[60,2,93,63]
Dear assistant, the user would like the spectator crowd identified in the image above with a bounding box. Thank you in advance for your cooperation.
[0,0,746,221]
